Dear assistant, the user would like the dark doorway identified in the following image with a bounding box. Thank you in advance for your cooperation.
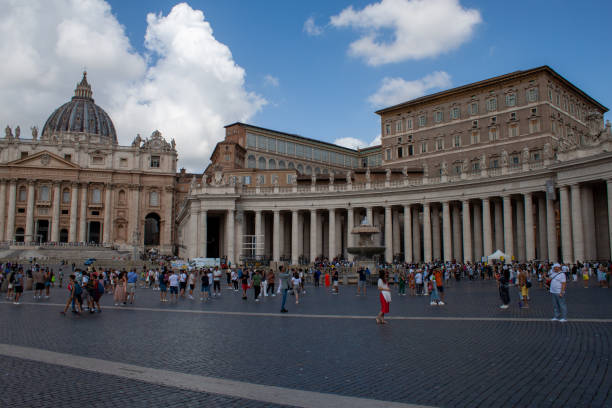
[207,216,220,258]
[15,227,24,242]
[144,213,161,246]
[60,229,69,243]
[88,221,101,244]
[36,220,49,243]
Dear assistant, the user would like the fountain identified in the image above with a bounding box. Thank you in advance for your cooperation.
[347,216,385,273]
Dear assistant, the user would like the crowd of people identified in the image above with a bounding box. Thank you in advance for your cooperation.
[0,258,610,323]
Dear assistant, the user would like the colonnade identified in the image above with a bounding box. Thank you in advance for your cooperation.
[199,180,612,266]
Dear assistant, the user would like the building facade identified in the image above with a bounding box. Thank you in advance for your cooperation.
[177,66,612,265]
[0,73,178,254]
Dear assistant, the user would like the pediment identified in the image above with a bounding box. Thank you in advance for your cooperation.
[7,151,79,169]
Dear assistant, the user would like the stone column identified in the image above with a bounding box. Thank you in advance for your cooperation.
[570,183,584,263]
[423,202,432,262]
[452,203,462,261]
[502,195,514,260]
[581,185,596,261]
[546,194,558,262]
[226,209,235,265]
[482,198,493,259]
[516,197,525,262]
[5,180,16,241]
[384,205,393,263]
[79,183,88,242]
[442,201,452,262]
[392,208,400,256]
[329,208,336,260]
[69,183,78,242]
[432,205,441,261]
[608,180,612,260]
[51,182,61,242]
[273,210,280,262]
[559,186,572,263]
[412,206,421,263]
[310,210,318,262]
[537,196,548,260]
[291,210,299,265]
[462,200,472,262]
[346,207,354,261]
[199,210,207,257]
[524,193,535,261]
[25,181,35,242]
[130,186,141,249]
[403,205,413,263]
[366,207,373,225]
[0,180,6,240]
[298,212,304,259]
[103,184,112,244]
[255,210,263,257]
[473,202,483,261]
[162,187,173,255]
[236,210,244,262]
[494,200,503,251]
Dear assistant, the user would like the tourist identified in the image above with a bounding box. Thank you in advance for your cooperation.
[279,266,290,313]
[179,269,188,298]
[582,264,589,288]
[252,270,262,302]
[313,268,321,287]
[91,273,104,313]
[60,274,82,315]
[549,263,568,322]
[168,270,180,302]
[429,275,441,306]
[408,271,416,296]
[376,270,391,324]
[434,268,445,304]
[291,271,301,304]
[213,267,222,297]
[266,269,275,296]
[498,268,510,309]
[159,270,168,302]
[200,269,211,301]
[398,270,406,296]
[188,270,196,300]
[415,269,423,295]
[324,270,331,291]
[231,268,239,291]
[33,267,45,300]
[240,270,249,300]
[518,268,530,309]
[126,268,138,304]
[44,268,52,298]
[332,269,339,294]
[598,264,609,288]
[12,268,24,305]
[356,267,367,296]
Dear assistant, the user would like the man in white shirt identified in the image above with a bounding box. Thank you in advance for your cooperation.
[168,271,180,303]
[549,263,567,322]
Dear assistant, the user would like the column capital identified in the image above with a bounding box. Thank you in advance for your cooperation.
[52,181,62,187]
[27,179,36,186]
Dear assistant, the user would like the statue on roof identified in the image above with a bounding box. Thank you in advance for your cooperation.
[365,167,371,183]
[5,125,12,139]
[171,138,176,149]
[385,168,391,181]
[31,126,38,140]
[14,126,20,139]
[346,171,352,184]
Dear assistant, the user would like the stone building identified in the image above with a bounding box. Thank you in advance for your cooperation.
[0,73,178,255]
[177,66,612,265]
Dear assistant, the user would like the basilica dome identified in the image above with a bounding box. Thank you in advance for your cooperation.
[41,72,117,144]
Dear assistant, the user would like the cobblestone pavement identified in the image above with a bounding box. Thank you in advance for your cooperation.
[1,279,611,407]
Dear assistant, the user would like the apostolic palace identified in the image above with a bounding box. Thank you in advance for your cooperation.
[1,66,611,266]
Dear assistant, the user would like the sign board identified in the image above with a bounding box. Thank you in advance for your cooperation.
[191,257,221,268]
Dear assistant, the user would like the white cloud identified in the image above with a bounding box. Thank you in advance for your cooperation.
[334,134,381,149]
[303,16,323,36]
[264,74,279,87]
[0,1,266,172]
[368,71,451,107]
[330,0,481,66]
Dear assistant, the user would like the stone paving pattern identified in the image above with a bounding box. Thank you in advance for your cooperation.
[1,279,611,407]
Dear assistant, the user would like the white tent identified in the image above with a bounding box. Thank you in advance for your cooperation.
[487,249,508,262]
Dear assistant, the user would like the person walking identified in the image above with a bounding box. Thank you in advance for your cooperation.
[376,270,391,324]
[126,269,138,304]
[252,270,262,302]
[356,267,367,296]
[168,270,180,303]
[548,263,568,322]
[279,266,290,313]
[12,268,24,305]
[266,269,275,296]
[60,275,82,315]
[159,270,168,302]
[213,267,222,297]
[498,268,510,309]
[291,271,301,304]
[518,268,530,309]
[200,270,211,301]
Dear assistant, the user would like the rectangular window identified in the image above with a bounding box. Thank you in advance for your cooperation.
[120,158,128,167]
[295,144,304,157]
[150,156,160,168]
[436,138,444,151]
[434,111,443,123]
[471,131,480,145]
[64,154,72,161]
[386,149,391,160]
[491,159,499,169]
[570,103,575,114]
[472,120,478,128]
[529,119,540,133]
[385,124,391,135]
[243,176,251,185]
[277,140,286,154]
[246,133,257,147]
[487,97,497,112]
[505,93,516,107]
[39,186,50,201]
[92,189,101,204]
[548,89,553,102]
[397,136,402,144]
[21,152,28,159]
[453,134,461,147]
[470,102,478,115]
[396,121,402,133]
[450,107,460,119]
[421,142,427,153]
[532,151,542,161]
[321,150,328,162]
[397,147,403,158]
[61,209,69,215]
[286,142,295,156]
[489,128,498,141]
[303,146,312,160]
[258,175,265,185]
[408,145,413,156]
[531,107,538,115]
[510,112,517,121]
[527,88,538,102]
[62,190,70,203]
[267,138,276,152]
[555,93,560,105]
[419,115,426,127]
[150,191,159,206]
[257,135,267,149]
[406,118,413,129]
[313,149,321,161]
[92,156,104,165]
[509,124,519,137]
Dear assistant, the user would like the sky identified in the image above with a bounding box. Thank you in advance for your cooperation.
[1,0,611,172]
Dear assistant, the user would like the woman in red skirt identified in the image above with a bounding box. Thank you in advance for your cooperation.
[377,270,391,324]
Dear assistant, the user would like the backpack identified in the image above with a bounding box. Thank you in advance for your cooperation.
[202,274,209,286]
[74,283,83,296]
[97,280,105,294]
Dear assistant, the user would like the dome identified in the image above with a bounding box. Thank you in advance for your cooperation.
[41,72,117,144]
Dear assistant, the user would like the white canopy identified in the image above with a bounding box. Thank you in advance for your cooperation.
[487,249,508,262]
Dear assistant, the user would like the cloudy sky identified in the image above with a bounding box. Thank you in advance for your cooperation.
[1,0,610,172]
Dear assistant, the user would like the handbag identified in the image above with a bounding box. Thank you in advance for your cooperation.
[382,290,392,303]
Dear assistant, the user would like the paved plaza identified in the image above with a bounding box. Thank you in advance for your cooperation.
[1,278,611,407]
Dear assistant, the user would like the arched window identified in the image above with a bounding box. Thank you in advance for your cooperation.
[268,159,276,169]
[278,160,286,169]
[288,162,295,170]
[305,165,312,175]
[144,213,161,246]
[247,155,256,168]
[297,164,304,173]
[62,188,71,203]
[150,191,159,206]
[258,156,266,169]
[315,167,321,175]
[118,190,126,205]
[322,168,329,174]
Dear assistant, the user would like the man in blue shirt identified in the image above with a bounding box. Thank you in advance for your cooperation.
[126,269,138,304]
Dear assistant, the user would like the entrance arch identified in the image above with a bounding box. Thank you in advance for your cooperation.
[144,213,161,246]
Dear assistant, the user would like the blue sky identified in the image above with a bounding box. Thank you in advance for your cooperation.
[1,0,610,171]
[107,0,612,146]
